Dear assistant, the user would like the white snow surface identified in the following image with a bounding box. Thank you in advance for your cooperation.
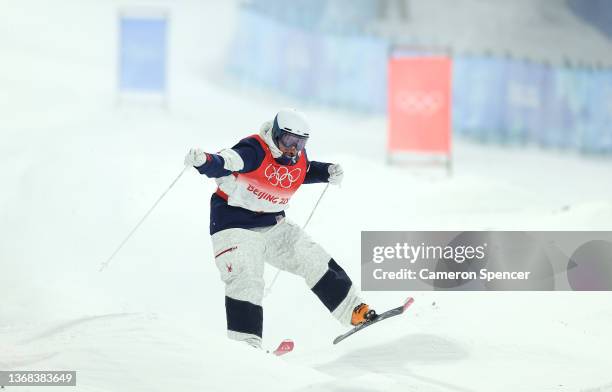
[1,1,612,391]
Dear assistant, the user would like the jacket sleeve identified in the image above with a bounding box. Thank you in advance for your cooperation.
[195,137,266,178]
[303,160,331,184]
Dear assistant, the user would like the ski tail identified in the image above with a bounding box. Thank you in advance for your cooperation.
[402,297,415,313]
[272,339,294,356]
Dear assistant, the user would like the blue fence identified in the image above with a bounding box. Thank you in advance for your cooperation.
[453,56,612,153]
[119,15,168,93]
[227,8,612,154]
[226,9,387,113]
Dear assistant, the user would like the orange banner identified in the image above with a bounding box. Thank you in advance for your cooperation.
[388,56,452,154]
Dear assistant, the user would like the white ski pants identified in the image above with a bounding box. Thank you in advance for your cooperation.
[211,218,361,348]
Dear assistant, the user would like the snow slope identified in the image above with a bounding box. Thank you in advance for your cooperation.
[1,1,612,391]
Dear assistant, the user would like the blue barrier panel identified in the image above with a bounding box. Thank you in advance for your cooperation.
[539,67,565,148]
[581,69,612,153]
[316,34,388,112]
[119,15,168,92]
[543,67,590,150]
[226,9,387,112]
[450,56,473,137]
[452,56,507,142]
[574,68,596,152]
[601,71,612,153]
[603,71,612,153]
[504,59,547,145]
[451,56,612,154]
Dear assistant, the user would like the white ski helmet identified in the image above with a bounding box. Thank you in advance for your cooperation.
[271,108,310,149]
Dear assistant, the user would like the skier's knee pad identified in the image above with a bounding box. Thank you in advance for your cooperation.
[225,296,263,339]
[311,258,353,313]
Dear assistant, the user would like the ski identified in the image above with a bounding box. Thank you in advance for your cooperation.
[333,297,415,345]
[271,339,294,356]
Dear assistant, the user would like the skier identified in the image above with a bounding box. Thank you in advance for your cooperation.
[184,108,377,348]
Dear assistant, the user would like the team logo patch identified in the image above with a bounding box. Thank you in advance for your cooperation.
[264,164,302,188]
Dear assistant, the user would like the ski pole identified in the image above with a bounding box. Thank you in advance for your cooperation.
[264,183,330,297]
[99,165,190,272]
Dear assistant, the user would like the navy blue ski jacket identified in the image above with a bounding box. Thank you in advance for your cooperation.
[195,135,331,234]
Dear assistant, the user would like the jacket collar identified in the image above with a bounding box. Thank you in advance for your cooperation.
[259,120,283,158]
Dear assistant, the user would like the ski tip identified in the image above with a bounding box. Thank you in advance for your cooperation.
[402,297,415,312]
[272,339,294,356]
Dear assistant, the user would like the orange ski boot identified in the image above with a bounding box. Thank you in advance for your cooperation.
[351,303,378,326]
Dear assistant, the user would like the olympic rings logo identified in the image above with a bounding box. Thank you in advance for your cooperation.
[395,91,445,116]
[264,164,302,188]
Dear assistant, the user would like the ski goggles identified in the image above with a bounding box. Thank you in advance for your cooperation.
[278,131,308,151]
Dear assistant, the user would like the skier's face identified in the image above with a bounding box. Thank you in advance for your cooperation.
[278,143,298,158]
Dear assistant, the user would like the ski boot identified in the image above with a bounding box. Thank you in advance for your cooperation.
[351,303,378,326]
